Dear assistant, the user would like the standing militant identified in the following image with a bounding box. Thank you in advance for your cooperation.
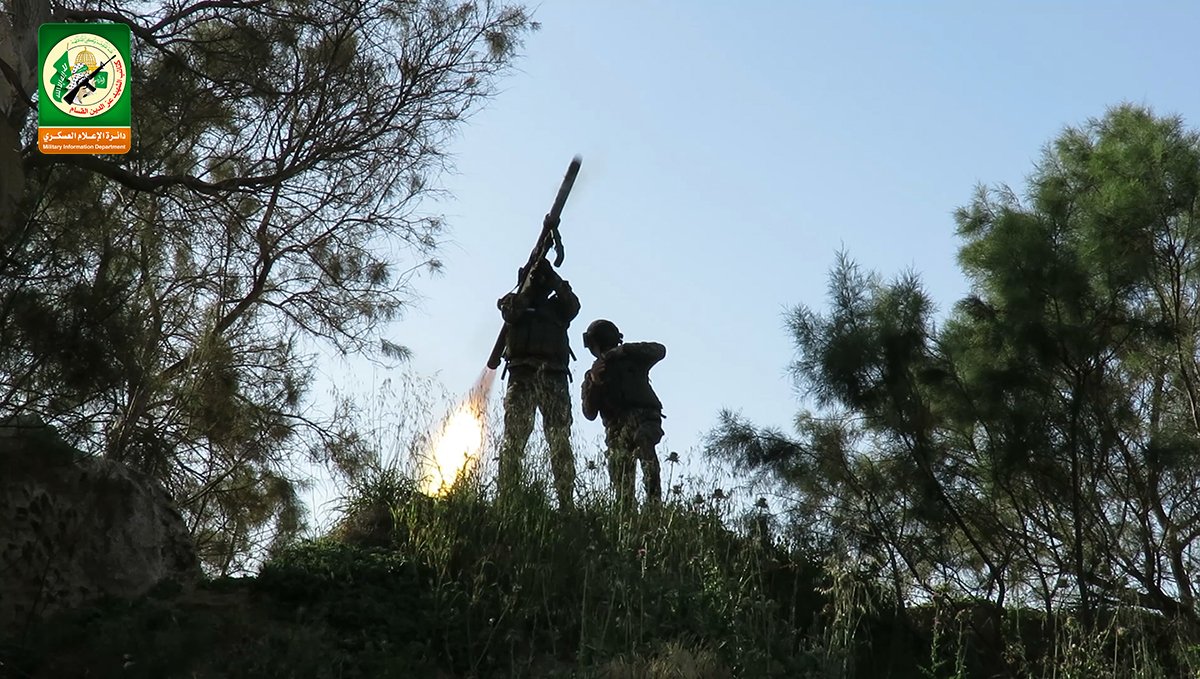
[490,157,583,509]
[580,319,666,507]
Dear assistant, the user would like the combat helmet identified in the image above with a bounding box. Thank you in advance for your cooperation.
[582,319,622,350]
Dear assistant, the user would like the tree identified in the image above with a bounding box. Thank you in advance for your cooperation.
[0,0,535,573]
[708,104,1200,627]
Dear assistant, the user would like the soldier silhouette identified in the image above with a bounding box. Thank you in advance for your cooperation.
[495,220,580,508]
[579,319,665,507]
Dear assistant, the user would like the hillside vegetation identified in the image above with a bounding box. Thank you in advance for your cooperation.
[4,464,1197,678]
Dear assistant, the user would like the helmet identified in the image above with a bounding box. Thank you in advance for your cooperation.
[583,319,622,350]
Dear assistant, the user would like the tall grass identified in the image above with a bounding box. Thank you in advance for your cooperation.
[323,450,826,677]
[304,373,1200,678]
[7,372,1200,678]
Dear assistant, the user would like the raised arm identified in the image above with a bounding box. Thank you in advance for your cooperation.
[551,278,581,322]
[614,341,666,368]
[580,369,601,421]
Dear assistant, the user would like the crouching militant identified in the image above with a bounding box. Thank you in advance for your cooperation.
[579,319,666,507]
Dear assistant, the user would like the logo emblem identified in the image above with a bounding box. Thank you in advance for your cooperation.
[38,23,131,154]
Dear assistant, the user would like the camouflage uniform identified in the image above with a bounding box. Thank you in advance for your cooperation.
[497,261,580,508]
[580,341,666,505]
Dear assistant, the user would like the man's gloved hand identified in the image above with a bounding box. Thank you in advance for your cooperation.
[543,213,560,230]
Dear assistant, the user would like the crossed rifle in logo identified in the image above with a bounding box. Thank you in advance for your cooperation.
[64,53,117,106]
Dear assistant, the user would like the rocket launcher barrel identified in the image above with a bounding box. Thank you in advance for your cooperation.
[486,155,582,370]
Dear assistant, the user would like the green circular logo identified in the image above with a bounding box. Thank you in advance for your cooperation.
[41,32,128,118]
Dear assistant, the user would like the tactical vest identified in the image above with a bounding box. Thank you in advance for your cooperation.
[504,303,572,369]
[587,347,662,416]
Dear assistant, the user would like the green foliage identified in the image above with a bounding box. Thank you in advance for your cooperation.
[707,103,1200,669]
[329,476,828,677]
[8,465,1200,678]
[2,481,826,678]
[0,0,536,573]
[4,570,441,679]
[256,541,443,674]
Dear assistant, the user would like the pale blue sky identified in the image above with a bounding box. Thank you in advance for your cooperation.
[321,2,1200,486]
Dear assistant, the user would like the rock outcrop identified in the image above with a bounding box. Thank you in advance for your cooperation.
[0,416,199,637]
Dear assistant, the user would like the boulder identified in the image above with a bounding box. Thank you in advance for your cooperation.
[0,415,200,637]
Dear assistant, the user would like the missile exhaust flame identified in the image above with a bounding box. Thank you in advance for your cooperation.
[418,369,496,496]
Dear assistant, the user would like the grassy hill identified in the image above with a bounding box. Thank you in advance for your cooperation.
[3,467,1196,678]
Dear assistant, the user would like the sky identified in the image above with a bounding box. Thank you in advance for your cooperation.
[313,2,1200,508]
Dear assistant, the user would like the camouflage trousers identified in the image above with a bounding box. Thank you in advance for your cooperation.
[604,408,663,507]
[499,366,576,508]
